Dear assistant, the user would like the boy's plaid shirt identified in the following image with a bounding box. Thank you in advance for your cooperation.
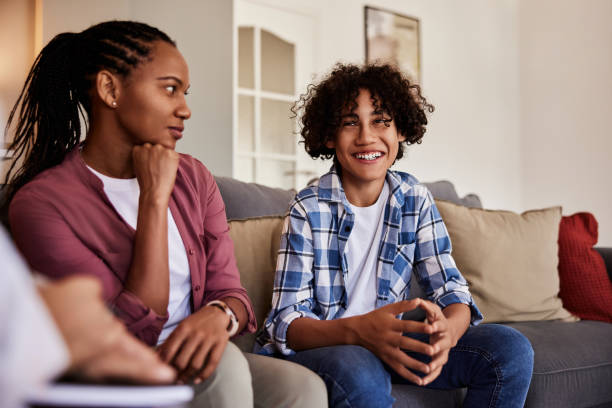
[256,166,482,356]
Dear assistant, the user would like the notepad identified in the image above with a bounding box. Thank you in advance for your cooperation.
[27,383,193,407]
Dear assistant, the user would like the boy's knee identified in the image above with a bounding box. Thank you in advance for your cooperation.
[306,345,393,406]
[477,325,534,378]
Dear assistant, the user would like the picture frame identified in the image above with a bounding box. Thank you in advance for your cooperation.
[365,6,421,82]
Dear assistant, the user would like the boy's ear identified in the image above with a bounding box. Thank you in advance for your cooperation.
[325,139,336,149]
[95,70,121,109]
[398,134,407,142]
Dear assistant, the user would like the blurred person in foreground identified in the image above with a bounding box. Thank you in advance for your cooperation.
[0,227,176,408]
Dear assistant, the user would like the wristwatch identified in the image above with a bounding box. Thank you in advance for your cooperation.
[207,300,239,337]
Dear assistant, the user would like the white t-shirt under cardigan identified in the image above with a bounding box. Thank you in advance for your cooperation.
[86,166,191,345]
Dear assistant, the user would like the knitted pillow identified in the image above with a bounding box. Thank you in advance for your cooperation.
[558,213,612,323]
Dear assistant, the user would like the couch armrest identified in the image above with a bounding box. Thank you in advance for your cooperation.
[594,247,612,283]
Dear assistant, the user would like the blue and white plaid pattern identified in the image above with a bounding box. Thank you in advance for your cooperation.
[256,166,482,356]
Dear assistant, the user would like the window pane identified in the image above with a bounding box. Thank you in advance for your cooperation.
[238,27,254,89]
[258,160,294,190]
[261,30,295,94]
[235,156,255,183]
[261,98,294,155]
[237,95,254,152]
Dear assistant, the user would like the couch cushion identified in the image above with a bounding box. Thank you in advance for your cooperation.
[228,216,285,352]
[423,180,482,208]
[215,176,295,220]
[506,320,612,408]
[435,200,574,323]
[391,385,464,408]
[558,213,612,323]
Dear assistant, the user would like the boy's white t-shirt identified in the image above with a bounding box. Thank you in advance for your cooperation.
[86,166,192,345]
[342,181,389,318]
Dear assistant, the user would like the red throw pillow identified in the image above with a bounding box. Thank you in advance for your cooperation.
[558,212,612,323]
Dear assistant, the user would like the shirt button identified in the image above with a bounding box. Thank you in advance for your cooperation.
[188,249,195,255]
[194,285,201,291]
[344,226,351,232]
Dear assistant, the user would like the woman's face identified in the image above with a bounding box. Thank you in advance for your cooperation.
[115,41,191,150]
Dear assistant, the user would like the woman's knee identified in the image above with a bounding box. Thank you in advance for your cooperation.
[192,342,253,408]
[245,353,327,408]
[215,341,252,385]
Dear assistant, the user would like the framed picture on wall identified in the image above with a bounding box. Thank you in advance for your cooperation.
[365,6,421,82]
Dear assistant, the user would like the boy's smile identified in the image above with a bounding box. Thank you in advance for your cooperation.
[326,89,405,206]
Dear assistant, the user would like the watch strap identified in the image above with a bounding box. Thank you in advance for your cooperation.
[207,300,239,337]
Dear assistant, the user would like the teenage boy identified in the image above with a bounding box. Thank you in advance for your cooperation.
[257,64,534,408]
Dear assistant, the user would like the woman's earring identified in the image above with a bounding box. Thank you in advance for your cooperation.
[111,101,117,107]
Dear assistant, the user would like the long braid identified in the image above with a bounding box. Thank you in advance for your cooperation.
[1,21,174,222]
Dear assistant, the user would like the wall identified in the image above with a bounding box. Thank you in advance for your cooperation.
[0,0,36,180]
[3,0,610,245]
[38,0,234,176]
[520,0,612,245]
[266,0,521,211]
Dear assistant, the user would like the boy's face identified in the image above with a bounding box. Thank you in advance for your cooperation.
[326,88,405,190]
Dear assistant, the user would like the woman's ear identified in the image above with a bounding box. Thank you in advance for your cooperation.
[95,70,121,109]
[398,134,406,142]
[325,139,336,149]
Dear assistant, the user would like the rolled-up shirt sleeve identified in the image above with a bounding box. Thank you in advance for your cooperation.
[264,203,320,355]
[413,190,483,325]
[198,167,256,335]
[9,191,168,346]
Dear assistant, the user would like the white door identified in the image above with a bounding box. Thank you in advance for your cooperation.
[234,0,326,190]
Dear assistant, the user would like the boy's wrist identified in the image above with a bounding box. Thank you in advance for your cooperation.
[341,316,362,345]
[442,304,470,346]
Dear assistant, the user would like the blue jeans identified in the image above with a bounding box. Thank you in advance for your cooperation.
[283,324,534,408]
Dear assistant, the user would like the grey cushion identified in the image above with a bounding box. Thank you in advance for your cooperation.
[215,177,482,221]
[595,247,612,282]
[214,176,295,220]
[423,180,482,208]
[391,386,464,408]
[506,320,612,408]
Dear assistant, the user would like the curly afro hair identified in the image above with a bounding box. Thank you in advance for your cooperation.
[293,63,434,161]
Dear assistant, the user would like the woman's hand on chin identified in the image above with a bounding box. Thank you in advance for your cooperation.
[132,143,179,206]
[156,306,231,384]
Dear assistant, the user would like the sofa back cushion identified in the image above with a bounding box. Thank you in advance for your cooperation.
[228,216,285,352]
[215,176,295,220]
[435,200,575,323]
[423,180,482,208]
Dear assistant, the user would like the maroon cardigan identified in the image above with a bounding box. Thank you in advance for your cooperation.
[9,148,256,346]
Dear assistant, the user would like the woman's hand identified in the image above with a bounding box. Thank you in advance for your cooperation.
[157,305,231,384]
[353,299,436,385]
[39,276,176,384]
[132,143,179,206]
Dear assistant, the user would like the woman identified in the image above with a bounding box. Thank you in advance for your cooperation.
[3,20,325,407]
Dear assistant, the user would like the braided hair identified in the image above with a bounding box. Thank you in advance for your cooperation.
[1,20,175,219]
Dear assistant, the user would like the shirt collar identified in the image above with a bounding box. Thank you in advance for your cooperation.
[317,164,410,209]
